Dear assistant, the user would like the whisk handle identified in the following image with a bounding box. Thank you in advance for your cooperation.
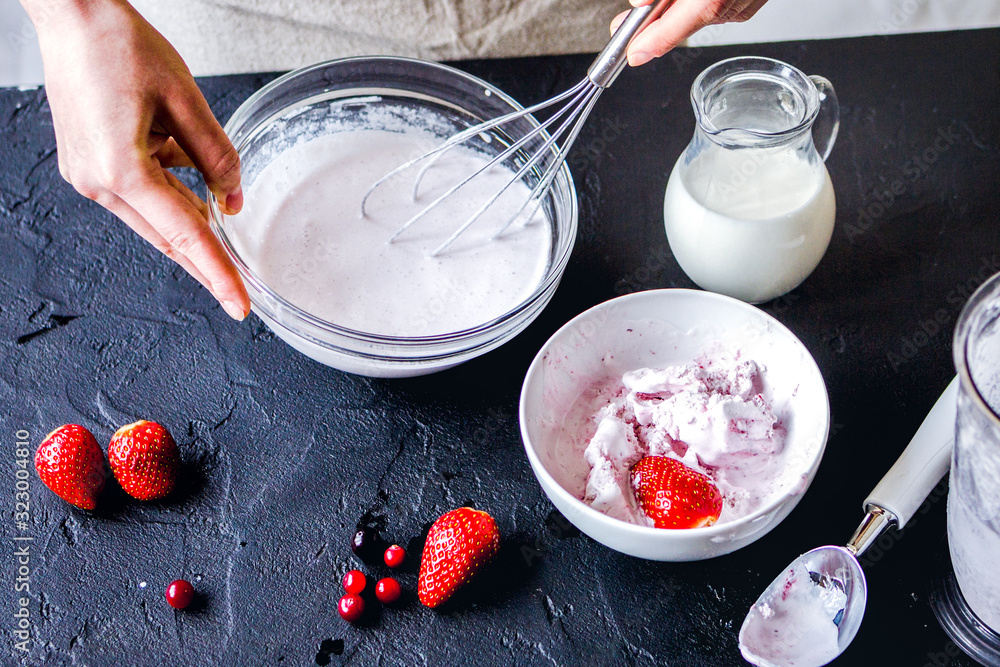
[588,0,676,88]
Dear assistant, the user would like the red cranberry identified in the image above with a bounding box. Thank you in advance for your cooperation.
[342,570,366,594]
[375,578,402,604]
[338,593,365,623]
[383,544,405,568]
[166,579,194,609]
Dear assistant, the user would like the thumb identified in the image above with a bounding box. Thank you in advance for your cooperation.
[161,79,243,215]
[611,9,630,34]
[627,0,713,64]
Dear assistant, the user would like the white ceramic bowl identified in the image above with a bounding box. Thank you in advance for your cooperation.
[519,289,830,561]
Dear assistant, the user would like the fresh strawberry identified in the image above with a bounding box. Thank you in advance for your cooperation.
[35,424,106,510]
[107,420,180,501]
[418,507,500,608]
[630,455,722,529]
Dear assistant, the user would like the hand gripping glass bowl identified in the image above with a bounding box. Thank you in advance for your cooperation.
[519,289,830,561]
[208,57,578,378]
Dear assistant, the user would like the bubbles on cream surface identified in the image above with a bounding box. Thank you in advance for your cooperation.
[232,128,552,336]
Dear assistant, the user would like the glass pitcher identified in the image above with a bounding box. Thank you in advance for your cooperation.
[664,57,839,304]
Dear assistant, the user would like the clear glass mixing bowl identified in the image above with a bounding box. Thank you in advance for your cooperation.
[208,57,578,378]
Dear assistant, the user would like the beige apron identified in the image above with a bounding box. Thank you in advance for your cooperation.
[132,0,622,76]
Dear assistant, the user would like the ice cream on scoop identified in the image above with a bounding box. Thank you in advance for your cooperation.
[738,561,847,667]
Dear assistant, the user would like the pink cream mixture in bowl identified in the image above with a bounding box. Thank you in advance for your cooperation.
[519,289,830,561]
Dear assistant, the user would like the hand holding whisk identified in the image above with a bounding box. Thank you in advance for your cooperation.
[361,0,678,256]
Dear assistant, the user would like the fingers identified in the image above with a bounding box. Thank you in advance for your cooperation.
[727,0,768,22]
[116,161,251,320]
[35,0,248,321]
[161,168,208,218]
[159,79,243,216]
[153,137,196,169]
[610,0,665,35]
[99,190,214,293]
[611,9,630,34]
[713,0,756,23]
[612,0,769,64]
[628,0,728,66]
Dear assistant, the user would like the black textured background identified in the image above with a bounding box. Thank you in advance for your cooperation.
[2,29,998,666]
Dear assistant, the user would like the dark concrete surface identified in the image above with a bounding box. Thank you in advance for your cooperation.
[2,28,998,667]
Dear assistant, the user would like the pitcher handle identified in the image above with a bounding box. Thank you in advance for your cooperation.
[810,75,839,162]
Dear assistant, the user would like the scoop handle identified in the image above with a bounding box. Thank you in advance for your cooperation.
[864,377,958,528]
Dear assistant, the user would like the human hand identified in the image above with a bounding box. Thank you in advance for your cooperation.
[612,0,769,66]
[23,0,250,319]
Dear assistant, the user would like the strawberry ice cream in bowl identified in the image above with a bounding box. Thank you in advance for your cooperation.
[519,289,830,561]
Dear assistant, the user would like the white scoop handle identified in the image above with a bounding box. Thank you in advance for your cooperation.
[864,376,958,528]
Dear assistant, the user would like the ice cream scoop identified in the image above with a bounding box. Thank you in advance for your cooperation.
[740,377,959,667]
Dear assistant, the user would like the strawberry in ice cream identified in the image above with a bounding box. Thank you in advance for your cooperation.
[578,350,789,527]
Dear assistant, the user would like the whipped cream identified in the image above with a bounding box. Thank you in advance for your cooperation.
[738,562,846,667]
[577,350,789,526]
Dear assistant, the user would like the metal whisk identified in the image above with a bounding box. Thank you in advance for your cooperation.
[361,0,674,256]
